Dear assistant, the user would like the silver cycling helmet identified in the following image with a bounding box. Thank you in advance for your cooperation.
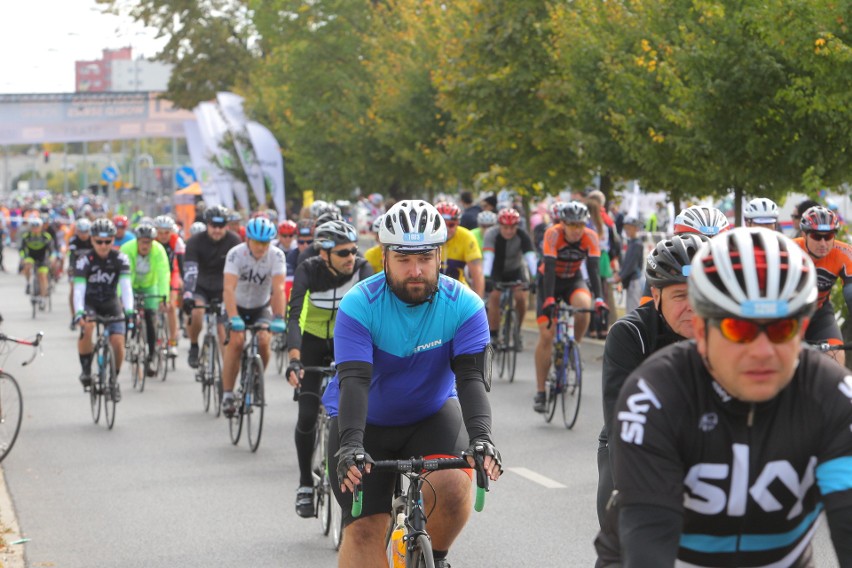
[380,200,447,253]
[314,220,358,250]
[645,234,709,289]
[743,198,780,223]
[673,206,730,236]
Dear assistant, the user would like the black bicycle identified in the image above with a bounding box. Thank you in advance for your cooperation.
[303,364,344,549]
[494,281,526,383]
[89,315,126,430]
[272,328,288,375]
[128,294,168,391]
[0,331,43,463]
[225,323,271,452]
[194,302,223,416]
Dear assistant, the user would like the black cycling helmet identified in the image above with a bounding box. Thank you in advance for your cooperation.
[315,210,344,226]
[314,220,358,250]
[91,218,117,238]
[135,224,157,240]
[205,205,229,224]
[645,233,709,288]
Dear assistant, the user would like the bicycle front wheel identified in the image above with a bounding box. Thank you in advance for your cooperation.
[246,357,265,452]
[274,335,287,375]
[408,534,436,568]
[210,339,223,418]
[90,355,102,424]
[562,343,583,429]
[103,344,117,430]
[199,339,212,412]
[0,373,24,463]
[504,309,518,383]
[315,413,331,535]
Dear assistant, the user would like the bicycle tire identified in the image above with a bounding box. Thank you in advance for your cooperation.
[505,309,518,383]
[314,412,331,535]
[200,339,212,412]
[0,373,24,463]
[103,344,117,430]
[544,368,558,423]
[137,317,149,393]
[129,332,142,392]
[274,335,287,375]
[246,357,265,452]
[211,340,223,419]
[90,348,102,424]
[408,534,436,568]
[157,314,169,381]
[562,343,582,429]
[229,365,245,445]
[330,490,343,550]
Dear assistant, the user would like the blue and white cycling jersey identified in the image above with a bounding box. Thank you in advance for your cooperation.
[322,272,489,427]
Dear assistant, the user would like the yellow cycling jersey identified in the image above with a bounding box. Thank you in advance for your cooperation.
[364,244,383,274]
[440,226,482,287]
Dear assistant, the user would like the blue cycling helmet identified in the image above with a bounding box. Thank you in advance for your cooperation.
[245,217,276,243]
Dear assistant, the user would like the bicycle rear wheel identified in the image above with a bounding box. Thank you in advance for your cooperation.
[274,334,287,375]
[562,343,583,429]
[211,340,223,418]
[0,373,24,463]
[199,339,212,412]
[408,534,436,568]
[246,357,265,452]
[90,352,102,424]
[103,344,117,430]
[157,316,169,381]
[504,309,518,383]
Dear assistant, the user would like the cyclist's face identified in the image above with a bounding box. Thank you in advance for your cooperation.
[326,242,357,275]
[805,231,835,258]
[247,239,271,258]
[137,238,153,256]
[745,220,778,231]
[652,284,694,338]
[156,229,171,243]
[278,234,293,248]
[385,249,440,304]
[562,222,585,243]
[499,223,517,240]
[445,220,458,240]
[206,223,227,242]
[694,317,804,402]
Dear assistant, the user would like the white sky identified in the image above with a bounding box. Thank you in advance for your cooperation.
[0,0,166,94]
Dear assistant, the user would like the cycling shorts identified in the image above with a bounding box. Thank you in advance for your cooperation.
[328,398,470,528]
[193,285,223,306]
[804,301,843,345]
[493,268,526,285]
[535,274,590,324]
[23,256,50,272]
[237,305,273,326]
[84,298,125,335]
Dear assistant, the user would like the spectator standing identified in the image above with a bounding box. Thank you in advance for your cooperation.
[458,191,482,230]
[613,217,644,314]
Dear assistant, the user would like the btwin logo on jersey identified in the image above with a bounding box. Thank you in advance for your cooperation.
[618,379,662,445]
[684,444,816,520]
[413,339,442,353]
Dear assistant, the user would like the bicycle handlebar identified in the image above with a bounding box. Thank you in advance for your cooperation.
[809,341,852,352]
[0,331,44,367]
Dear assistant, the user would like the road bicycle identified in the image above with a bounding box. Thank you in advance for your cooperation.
[543,302,596,429]
[89,315,126,430]
[493,280,526,383]
[27,268,50,318]
[272,329,288,375]
[352,451,489,568]
[155,308,174,381]
[303,363,343,550]
[128,294,167,392]
[193,302,223,416]
[0,331,43,463]
[225,323,273,452]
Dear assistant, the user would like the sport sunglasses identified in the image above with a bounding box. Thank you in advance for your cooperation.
[331,247,358,258]
[807,231,836,242]
[710,317,801,344]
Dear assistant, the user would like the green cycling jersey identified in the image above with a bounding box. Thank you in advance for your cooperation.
[120,239,171,300]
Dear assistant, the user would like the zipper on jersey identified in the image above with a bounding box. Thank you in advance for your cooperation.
[736,402,757,563]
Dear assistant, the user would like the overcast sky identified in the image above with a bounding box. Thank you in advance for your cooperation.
[0,0,166,94]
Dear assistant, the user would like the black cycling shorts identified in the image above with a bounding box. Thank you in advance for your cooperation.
[328,398,468,528]
[804,301,843,344]
[84,298,125,335]
[237,305,273,326]
[535,274,590,321]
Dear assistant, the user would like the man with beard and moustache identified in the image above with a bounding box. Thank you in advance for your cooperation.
[324,200,503,568]
[285,219,373,518]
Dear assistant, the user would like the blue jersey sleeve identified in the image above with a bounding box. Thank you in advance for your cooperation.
[452,285,490,357]
[334,292,374,365]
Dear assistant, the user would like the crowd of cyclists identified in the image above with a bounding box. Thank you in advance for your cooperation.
[2,187,852,566]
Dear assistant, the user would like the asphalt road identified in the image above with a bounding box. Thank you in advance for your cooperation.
[0,271,840,567]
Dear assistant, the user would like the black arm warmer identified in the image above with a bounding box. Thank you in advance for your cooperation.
[451,350,493,444]
[336,361,373,448]
[586,257,603,299]
[620,504,681,568]
[826,505,852,565]
[543,257,556,299]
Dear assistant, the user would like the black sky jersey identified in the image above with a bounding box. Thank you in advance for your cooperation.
[612,342,852,567]
[74,249,131,304]
[68,235,91,267]
[183,231,241,295]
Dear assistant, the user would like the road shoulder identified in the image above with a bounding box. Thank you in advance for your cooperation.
[0,467,25,568]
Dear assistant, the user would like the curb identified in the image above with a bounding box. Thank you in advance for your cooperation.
[0,467,25,568]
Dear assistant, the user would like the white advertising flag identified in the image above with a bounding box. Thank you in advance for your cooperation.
[246,121,286,217]
[194,101,249,210]
[217,92,267,208]
[183,120,221,206]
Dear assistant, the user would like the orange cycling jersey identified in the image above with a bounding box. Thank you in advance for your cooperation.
[794,237,852,309]
[539,225,601,279]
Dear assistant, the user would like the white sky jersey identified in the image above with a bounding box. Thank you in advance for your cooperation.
[223,243,286,309]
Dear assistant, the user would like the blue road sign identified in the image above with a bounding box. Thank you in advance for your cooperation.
[101,166,119,182]
[175,166,197,189]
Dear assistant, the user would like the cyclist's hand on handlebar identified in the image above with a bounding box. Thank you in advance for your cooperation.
[269,318,286,334]
[542,296,557,321]
[182,294,195,315]
[229,315,245,332]
[285,359,304,388]
[595,297,609,314]
[74,311,86,327]
[463,439,503,481]
[335,445,374,493]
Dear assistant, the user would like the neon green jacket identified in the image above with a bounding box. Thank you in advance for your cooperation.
[120,239,171,298]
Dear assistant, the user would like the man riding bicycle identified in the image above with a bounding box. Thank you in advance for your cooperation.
[221,217,287,417]
[183,205,242,369]
[121,224,171,377]
[605,227,852,567]
[327,200,502,568]
[285,219,373,518]
[435,201,485,297]
[73,218,135,398]
[154,215,186,359]
[67,218,93,329]
[19,217,56,304]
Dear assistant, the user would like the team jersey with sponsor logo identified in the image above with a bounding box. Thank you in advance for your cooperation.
[612,342,852,567]
[322,273,490,427]
[440,226,482,287]
[539,225,600,279]
[223,243,287,309]
[794,237,852,309]
[74,249,131,304]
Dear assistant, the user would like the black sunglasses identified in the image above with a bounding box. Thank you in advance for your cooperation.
[208,222,227,229]
[298,239,314,245]
[331,247,358,258]
[93,239,113,245]
[808,232,836,241]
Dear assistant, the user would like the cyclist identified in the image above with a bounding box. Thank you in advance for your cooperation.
[605,227,852,567]
[67,219,93,329]
[482,207,537,350]
[221,217,287,416]
[73,218,134,396]
[297,210,343,264]
[471,210,497,252]
[327,200,502,568]
[189,221,206,236]
[534,201,607,413]
[121,224,171,377]
[276,219,299,301]
[19,217,55,304]
[112,215,136,249]
[595,234,706,533]
[794,205,852,365]
[183,205,242,368]
[362,215,384,274]
[154,215,186,359]
[285,220,373,518]
[295,218,315,257]
[435,201,485,297]
[743,197,780,231]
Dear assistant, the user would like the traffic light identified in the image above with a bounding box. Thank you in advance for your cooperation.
[44,151,50,163]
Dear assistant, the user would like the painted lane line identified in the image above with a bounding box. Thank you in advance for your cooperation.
[506,467,567,489]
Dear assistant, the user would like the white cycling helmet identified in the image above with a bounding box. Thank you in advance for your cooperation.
[674,206,730,236]
[380,200,447,253]
[477,210,498,226]
[190,222,207,236]
[743,198,779,223]
[371,214,385,234]
[154,215,175,230]
[689,227,816,320]
[76,218,92,233]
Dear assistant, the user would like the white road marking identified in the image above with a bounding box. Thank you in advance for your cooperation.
[506,467,567,489]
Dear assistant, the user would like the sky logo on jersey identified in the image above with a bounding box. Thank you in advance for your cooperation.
[403,233,425,242]
[89,271,116,285]
[618,378,662,445]
[240,270,268,286]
